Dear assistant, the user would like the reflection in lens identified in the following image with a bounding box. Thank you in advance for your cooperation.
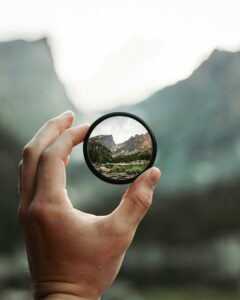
[87,116,153,181]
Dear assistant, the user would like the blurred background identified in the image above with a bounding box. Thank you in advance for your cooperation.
[0,0,240,299]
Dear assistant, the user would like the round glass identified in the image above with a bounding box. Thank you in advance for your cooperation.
[83,112,157,184]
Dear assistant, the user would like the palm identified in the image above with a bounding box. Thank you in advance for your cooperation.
[27,197,132,296]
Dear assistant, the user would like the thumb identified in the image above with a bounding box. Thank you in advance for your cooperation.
[113,167,161,230]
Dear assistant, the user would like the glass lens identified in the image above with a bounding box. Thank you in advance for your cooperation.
[86,115,153,182]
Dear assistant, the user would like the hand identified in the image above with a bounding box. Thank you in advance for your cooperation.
[18,111,161,300]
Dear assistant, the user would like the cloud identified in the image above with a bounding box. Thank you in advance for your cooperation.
[90,115,147,143]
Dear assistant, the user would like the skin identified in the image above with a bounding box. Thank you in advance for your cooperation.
[18,111,161,300]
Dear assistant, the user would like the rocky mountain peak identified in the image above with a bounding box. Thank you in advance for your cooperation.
[90,134,115,150]
[112,132,152,156]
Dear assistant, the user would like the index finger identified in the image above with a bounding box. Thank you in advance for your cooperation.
[35,123,89,204]
[20,111,75,212]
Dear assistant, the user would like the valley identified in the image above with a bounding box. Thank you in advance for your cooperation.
[88,132,152,180]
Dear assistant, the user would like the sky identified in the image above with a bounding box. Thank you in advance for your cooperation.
[90,116,147,144]
[0,0,239,112]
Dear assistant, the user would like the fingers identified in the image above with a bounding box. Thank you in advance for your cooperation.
[20,111,75,211]
[35,124,89,200]
[113,167,161,231]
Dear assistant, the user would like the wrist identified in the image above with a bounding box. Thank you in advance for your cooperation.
[32,281,100,300]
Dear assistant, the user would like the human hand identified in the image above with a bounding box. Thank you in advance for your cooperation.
[18,111,161,300]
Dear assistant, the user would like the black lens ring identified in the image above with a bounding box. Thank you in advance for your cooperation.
[83,112,157,184]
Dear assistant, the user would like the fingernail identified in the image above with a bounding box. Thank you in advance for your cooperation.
[60,110,74,117]
[149,167,161,186]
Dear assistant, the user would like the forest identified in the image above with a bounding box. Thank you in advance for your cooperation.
[87,136,152,179]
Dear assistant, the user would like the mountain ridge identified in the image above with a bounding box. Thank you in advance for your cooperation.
[89,132,152,162]
[116,48,240,191]
[0,38,78,143]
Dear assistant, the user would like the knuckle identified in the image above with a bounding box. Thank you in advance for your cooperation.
[28,202,48,223]
[39,149,53,163]
[46,118,55,126]
[28,192,60,225]
[129,192,152,214]
[22,144,38,160]
[46,118,61,131]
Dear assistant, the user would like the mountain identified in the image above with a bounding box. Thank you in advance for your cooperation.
[88,137,113,164]
[90,49,240,285]
[88,132,152,163]
[0,38,78,142]
[118,49,240,192]
[90,134,115,150]
[1,38,240,288]
[113,132,152,158]
[0,38,78,252]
